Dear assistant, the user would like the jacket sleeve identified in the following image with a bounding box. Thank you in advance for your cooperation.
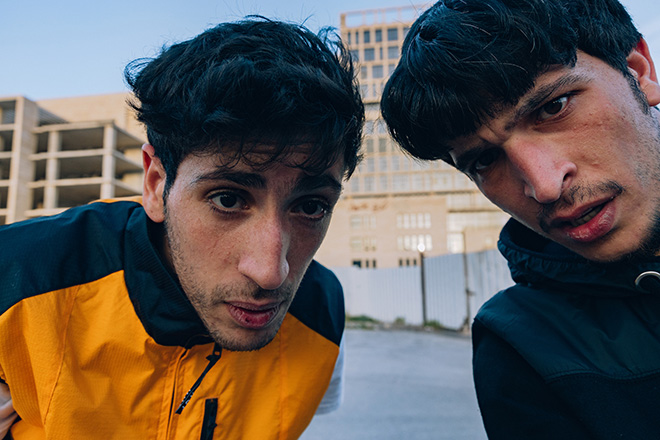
[313,336,345,415]
[472,319,591,440]
[0,381,17,439]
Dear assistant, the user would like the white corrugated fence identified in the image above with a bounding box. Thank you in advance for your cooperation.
[330,249,514,331]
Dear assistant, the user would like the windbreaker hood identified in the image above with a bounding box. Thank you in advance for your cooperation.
[498,219,660,297]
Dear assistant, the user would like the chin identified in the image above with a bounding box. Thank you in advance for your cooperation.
[211,327,280,352]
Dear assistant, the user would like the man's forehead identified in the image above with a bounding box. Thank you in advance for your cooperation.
[182,149,344,190]
[196,142,344,172]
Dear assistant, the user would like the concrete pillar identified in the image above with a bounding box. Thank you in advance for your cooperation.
[101,124,117,199]
[6,97,38,223]
[44,130,61,209]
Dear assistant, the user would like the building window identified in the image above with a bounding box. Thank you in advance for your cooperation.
[378,137,388,152]
[379,175,389,191]
[355,31,359,44]
[387,27,399,41]
[364,176,375,192]
[392,174,409,192]
[372,64,384,79]
[378,156,388,172]
[350,215,362,229]
[398,234,432,252]
[360,66,367,80]
[350,176,360,193]
[363,30,371,43]
[365,157,375,172]
[412,173,424,191]
[388,63,396,75]
[364,48,375,61]
[350,50,359,62]
[375,29,382,42]
[397,213,432,230]
[352,259,362,268]
[447,233,464,254]
[350,237,362,251]
[391,156,400,171]
[432,172,453,191]
[388,46,399,59]
[365,138,374,153]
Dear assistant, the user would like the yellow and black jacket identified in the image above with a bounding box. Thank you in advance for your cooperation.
[0,200,344,439]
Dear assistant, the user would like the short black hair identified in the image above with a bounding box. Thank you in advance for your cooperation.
[125,17,364,194]
[381,0,642,164]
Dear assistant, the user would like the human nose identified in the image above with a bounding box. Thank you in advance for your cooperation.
[237,216,290,290]
[509,139,576,204]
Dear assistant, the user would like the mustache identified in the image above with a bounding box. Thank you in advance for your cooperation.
[538,180,624,230]
[208,283,295,305]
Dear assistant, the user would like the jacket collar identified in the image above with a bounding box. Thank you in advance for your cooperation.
[123,208,213,347]
[499,219,660,297]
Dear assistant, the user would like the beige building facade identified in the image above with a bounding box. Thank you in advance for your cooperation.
[314,5,510,268]
[0,93,144,224]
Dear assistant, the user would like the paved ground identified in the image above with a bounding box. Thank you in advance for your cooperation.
[300,328,487,440]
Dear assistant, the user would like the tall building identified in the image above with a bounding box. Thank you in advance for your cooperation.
[0,94,144,225]
[314,5,510,269]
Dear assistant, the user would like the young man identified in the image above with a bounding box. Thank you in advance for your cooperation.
[0,18,364,438]
[381,0,660,438]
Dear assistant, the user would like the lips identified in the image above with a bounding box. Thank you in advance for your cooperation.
[226,302,281,330]
[568,203,606,227]
[550,197,617,243]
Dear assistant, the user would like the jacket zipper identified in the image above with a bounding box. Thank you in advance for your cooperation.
[199,398,219,440]
[175,343,222,414]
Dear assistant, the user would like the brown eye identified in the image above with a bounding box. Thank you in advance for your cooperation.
[473,149,501,173]
[538,96,569,121]
[210,192,244,211]
[295,199,329,221]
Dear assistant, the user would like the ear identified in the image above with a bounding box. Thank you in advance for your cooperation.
[142,143,167,223]
[627,38,660,107]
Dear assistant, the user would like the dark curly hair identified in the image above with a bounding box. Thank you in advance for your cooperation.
[381,0,642,164]
[125,17,364,195]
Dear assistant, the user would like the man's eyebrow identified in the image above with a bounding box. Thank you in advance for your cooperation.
[507,72,591,130]
[192,169,266,188]
[294,173,343,196]
[189,168,342,196]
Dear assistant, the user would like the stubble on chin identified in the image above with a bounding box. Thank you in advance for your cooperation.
[187,284,296,352]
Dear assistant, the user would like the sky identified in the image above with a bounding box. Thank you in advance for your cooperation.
[2,0,660,100]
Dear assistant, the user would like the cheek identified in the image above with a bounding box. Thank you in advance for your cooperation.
[288,224,329,267]
[171,215,232,269]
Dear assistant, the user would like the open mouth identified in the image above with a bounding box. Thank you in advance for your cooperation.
[569,203,606,227]
[227,302,281,330]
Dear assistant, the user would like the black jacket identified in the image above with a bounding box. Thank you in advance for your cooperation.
[473,219,660,439]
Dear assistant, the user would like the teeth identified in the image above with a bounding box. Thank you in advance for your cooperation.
[570,205,603,227]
